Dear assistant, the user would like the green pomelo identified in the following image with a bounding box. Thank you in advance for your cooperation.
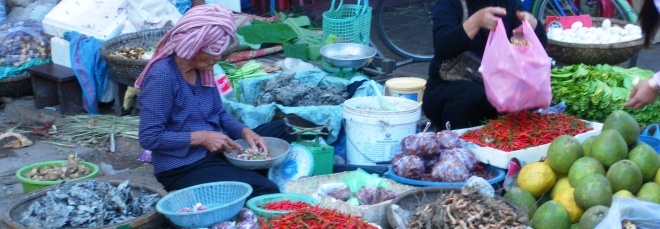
[578,205,609,229]
[613,190,635,198]
[568,157,606,187]
[655,169,660,184]
[636,182,660,204]
[606,160,643,193]
[504,187,538,218]
[574,174,613,209]
[532,200,571,229]
[602,110,640,146]
[547,135,584,174]
[628,144,660,182]
[582,136,596,157]
[571,223,579,229]
[590,129,628,168]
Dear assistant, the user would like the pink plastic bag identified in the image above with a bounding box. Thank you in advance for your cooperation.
[480,19,552,113]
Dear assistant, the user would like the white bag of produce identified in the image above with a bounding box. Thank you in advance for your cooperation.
[595,196,660,229]
[127,0,181,31]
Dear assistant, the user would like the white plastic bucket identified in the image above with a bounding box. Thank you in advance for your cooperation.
[384,77,426,103]
[343,96,421,165]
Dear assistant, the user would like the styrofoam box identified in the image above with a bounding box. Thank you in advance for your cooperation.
[42,0,128,41]
[455,121,603,169]
[50,37,71,68]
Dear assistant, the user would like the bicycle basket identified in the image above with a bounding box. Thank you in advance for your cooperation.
[322,0,372,45]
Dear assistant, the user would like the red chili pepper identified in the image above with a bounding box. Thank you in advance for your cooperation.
[266,206,377,229]
[461,111,591,152]
[263,200,312,211]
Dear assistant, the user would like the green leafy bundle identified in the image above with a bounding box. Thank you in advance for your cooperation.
[551,64,660,125]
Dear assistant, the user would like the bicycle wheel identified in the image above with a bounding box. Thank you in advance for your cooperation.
[533,0,636,26]
[375,0,435,61]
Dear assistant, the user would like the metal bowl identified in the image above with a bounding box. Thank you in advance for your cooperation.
[224,137,290,170]
[320,43,377,69]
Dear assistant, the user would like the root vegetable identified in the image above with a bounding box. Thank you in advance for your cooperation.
[21,154,92,181]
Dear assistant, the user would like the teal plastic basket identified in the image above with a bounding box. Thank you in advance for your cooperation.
[156,181,253,228]
[322,0,372,46]
[639,124,660,153]
[246,193,318,219]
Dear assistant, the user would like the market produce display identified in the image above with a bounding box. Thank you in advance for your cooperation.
[21,154,91,181]
[235,148,271,160]
[262,200,312,211]
[547,20,642,44]
[109,46,152,59]
[509,110,660,228]
[322,184,398,205]
[392,127,491,183]
[407,188,528,229]
[178,202,207,213]
[20,180,160,228]
[211,208,259,229]
[460,111,591,152]
[259,205,378,228]
[551,64,659,125]
[255,71,348,107]
[0,20,50,67]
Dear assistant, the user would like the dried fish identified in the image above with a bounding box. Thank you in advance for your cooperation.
[110,46,147,59]
[21,180,160,228]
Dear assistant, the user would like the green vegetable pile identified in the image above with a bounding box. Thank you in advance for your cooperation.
[219,60,267,102]
[551,64,660,126]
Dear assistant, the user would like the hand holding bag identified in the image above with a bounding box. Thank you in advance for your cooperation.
[438,0,483,83]
[480,18,552,113]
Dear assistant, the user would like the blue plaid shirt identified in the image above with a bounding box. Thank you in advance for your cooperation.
[138,56,245,174]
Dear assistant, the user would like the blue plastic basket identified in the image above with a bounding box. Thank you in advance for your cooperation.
[639,124,660,153]
[156,181,253,228]
[384,164,506,187]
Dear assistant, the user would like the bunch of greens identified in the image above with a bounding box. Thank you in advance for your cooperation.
[551,64,660,125]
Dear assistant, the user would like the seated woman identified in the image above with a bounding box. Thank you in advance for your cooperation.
[136,5,295,197]
[423,0,547,130]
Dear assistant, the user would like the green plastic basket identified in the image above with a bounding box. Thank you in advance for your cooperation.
[15,160,100,193]
[246,193,318,219]
[322,0,372,46]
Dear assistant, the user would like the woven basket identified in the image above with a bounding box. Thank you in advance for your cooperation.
[546,17,643,65]
[386,187,528,229]
[0,75,33,97]
[99,28,169,86]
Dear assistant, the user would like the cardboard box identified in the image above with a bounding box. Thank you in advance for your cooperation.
[456,122,603,169]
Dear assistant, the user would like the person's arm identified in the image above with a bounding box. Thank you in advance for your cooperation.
[212,91,246,140]
[432,0,474,60]
[138,66,192,157]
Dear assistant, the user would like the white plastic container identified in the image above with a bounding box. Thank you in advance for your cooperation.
[343,96,422,165]
[42,0,128,41]
[50,37,71,68]
[456,121,603,169]
[206,0,241,12]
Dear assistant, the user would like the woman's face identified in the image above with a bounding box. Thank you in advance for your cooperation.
[190,51,222,71]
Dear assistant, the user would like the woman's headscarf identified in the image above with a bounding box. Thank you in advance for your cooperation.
[134,5,236,88]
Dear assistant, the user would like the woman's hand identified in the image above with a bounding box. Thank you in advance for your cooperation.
[513,11,538,36]
[241,128,269,154]
[192,131,243,154]
[623,79,660,109]
[464,7,506,38]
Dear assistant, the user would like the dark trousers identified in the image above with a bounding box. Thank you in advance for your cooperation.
[422,80,499,130]
[155,120,296,198]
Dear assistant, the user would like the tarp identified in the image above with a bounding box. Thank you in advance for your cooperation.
[65,31,111,114]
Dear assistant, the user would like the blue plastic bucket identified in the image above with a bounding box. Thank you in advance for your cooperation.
[384,164,506,187]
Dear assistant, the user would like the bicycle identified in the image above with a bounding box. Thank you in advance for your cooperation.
[373,0,637,65]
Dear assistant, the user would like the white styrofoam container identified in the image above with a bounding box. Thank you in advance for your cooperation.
[42,0,128,41]
[455,121,603,169]
[206,0,241,12]
[50,37,71,68]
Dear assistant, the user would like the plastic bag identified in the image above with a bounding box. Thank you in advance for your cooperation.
[480,18,552,113]
[391,153,426,179]
[344,168,386,193]
[0,20,50,68]
[0,0,6,22]
[401,132,441,156]
[439,148,478,171]
[354,186,397,205]
[127,0,181,31]
[430,160,470,182]
[595,196,660,229]
[318,183,351,201]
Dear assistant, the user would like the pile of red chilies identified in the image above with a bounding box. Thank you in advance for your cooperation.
[263,200,312,211]
[460,112,592,152]
[260,206,378,229]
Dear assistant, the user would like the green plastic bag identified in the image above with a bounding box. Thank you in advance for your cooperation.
[344,168,386,193]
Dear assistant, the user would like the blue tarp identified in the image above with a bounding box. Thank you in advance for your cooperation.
[65,31,109,114]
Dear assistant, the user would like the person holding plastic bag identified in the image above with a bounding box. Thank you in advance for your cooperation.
[422,0,547,129]
[136,5,295,198]
[623,0,660,110]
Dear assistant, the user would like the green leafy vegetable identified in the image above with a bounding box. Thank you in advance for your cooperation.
[551,64,659,125]
[237,23,298,44]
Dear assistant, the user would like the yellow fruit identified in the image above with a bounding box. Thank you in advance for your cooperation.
[614,190,635,198]
[551,177,573,199]
[553,188,584,224]
[519,162,557,198]
[655,169,659,184]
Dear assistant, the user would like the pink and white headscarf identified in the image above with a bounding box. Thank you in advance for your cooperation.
[134,5,237,88]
